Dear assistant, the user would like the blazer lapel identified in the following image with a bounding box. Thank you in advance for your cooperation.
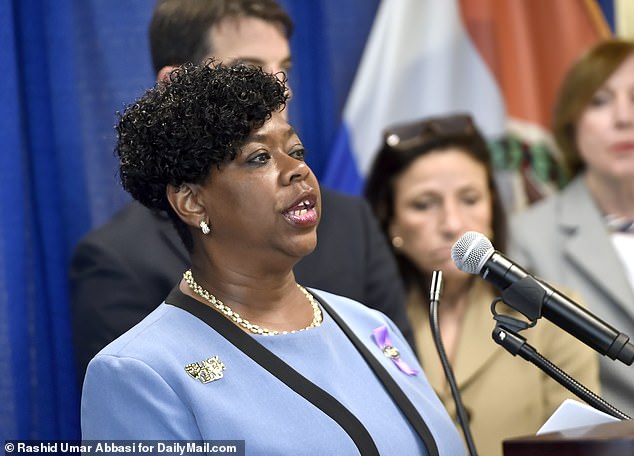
[415,280,503,395]
[452,281,503,389]
[558,177,634,319]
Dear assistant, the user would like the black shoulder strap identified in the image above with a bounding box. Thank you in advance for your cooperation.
[166,287,380,456]
[311,290,439,456]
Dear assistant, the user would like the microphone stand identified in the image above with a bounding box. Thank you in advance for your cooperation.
[492,324,629,420]
[491,280,631,421]
[429,271,479,456]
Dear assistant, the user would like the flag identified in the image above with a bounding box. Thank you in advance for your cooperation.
[614,0,634,37]
[325,0,609,212]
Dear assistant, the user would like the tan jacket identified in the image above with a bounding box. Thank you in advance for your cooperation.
[408,280,600,456]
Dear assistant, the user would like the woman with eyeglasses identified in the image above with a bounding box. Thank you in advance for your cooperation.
[510,39,634,418]
[365,113,599,456]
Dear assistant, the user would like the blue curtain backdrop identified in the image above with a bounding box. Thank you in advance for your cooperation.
[0,0,379,439]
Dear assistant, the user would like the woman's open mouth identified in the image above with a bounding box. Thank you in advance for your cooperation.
[283,195,318,226]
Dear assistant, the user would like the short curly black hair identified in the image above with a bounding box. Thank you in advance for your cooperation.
[116,61,288,250]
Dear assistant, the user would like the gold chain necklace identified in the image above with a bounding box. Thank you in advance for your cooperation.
[183,269,322,336]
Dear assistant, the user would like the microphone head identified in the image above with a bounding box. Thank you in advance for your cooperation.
[451,231,494,274]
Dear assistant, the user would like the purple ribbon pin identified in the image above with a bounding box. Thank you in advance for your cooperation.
[372,326,418,376]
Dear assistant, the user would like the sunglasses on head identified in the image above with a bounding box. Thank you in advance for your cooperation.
[383,113,478,150]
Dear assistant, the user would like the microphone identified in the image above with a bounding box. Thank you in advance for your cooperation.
[451,231,634,366]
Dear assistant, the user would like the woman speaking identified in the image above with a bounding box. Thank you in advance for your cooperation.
[80,62,464,455]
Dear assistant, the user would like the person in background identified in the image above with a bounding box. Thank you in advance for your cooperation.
[364,113,600,456]
[81,61,465,455]
[509,38,634,417]
[70,0,412,384]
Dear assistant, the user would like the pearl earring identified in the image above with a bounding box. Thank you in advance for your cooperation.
[391,236,404,248]
[200,220,210,235]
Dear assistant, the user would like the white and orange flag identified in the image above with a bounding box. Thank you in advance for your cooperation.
[325,0,609,212]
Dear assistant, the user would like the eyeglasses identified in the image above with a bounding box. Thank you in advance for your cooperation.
[383,113,478,149]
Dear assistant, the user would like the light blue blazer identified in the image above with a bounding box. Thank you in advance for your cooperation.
[81,289,465,455]
[510,175,634,416]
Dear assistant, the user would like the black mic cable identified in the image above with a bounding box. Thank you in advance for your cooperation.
[428,270,478,456]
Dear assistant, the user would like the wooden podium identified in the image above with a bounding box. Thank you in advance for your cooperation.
[503,419,634,455]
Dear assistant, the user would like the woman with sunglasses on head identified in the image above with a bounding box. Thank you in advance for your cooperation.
[365,113,599,456]
[510,39,634,418]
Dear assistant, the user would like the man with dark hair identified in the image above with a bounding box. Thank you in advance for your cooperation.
[149,0,293,76]
[70,0,413,382]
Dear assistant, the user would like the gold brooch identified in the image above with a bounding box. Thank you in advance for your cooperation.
[184,356,226,383]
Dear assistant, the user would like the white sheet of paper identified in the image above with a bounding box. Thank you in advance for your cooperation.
[537,398,620,435]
